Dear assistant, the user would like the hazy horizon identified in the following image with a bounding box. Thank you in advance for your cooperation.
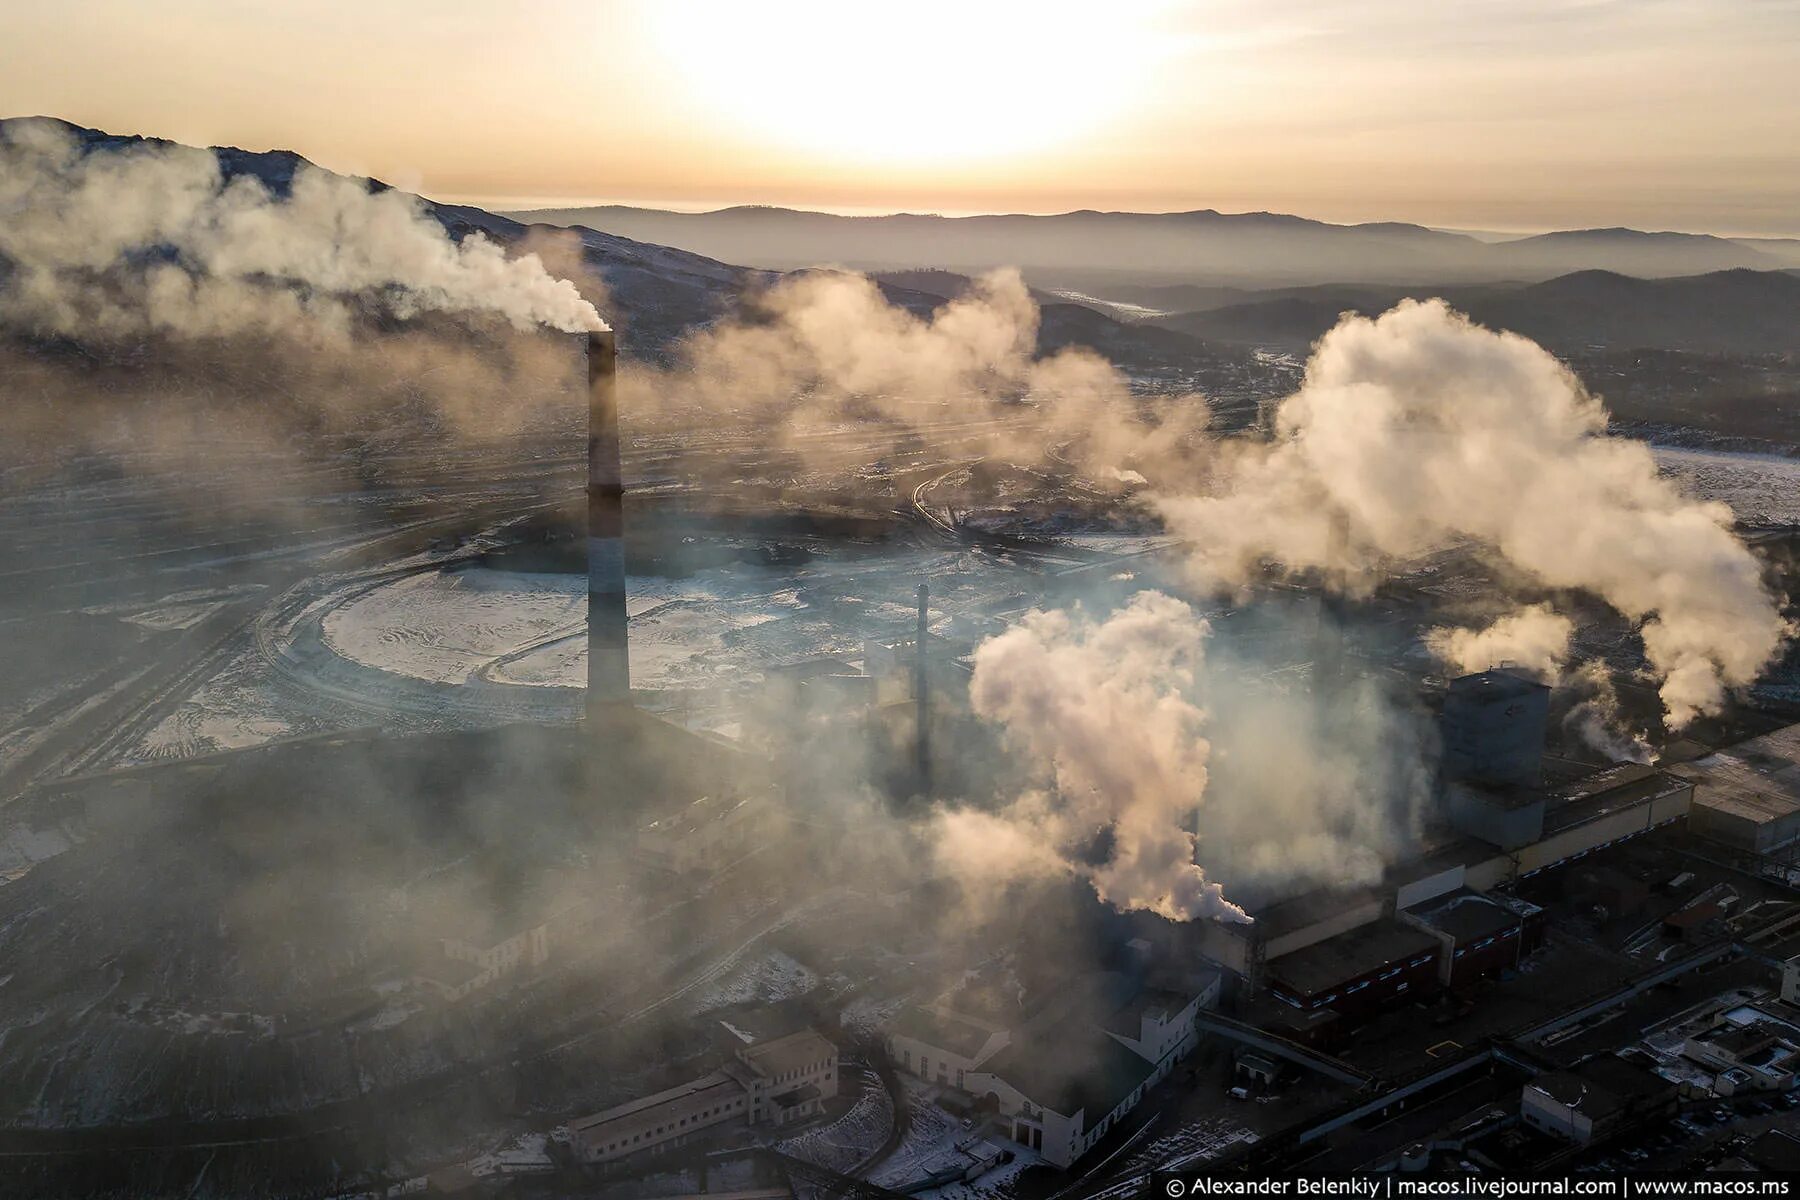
[6,0,1800,238]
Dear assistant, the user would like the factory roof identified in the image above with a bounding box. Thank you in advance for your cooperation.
[891,1005,1006,1059]
[1265,918,1440,998]
[1527,1071,1625,1120]
[737,1028,836,1082]
[569,1068,745,1139]
[1249,885,1386,943]
[1526,1054,1672,1119]
[1686,758,1800,824]
[1405,888,1525,945]
[1449,779,1546,812]
[1448,668,1550,703]
[1673,722,1800,822]
[1745,1130,1800,1174]
[1543,765,1691,834]
[982,1025,1157,1122]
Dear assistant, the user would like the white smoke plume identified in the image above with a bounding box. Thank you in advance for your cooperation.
[1562,661,1657,764]
[633,267,1206,483]
[1426,603,1573,680]
[0,119,606,342]
[1156,300,1787,729]
[933,592,1250,923]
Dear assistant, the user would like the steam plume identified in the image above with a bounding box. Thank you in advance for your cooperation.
[1562,661,1657,764]
[1157,300,1787,728]
[634,268,1205,483]
[0,119,606,342]
[934,592,1250,923]
[1426,603,1573,680]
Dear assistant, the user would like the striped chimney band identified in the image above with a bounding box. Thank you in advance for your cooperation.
[587,330,630,712]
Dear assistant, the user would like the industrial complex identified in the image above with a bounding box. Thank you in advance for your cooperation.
[6,314,1800,1200]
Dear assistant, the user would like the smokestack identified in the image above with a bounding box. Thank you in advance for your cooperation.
[916,581,930,790]
[587,331,630,716]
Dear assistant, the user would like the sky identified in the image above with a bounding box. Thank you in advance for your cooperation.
[4,0,1799,235]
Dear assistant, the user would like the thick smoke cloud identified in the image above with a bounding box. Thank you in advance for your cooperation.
[934,592,1250,924]
[1427,603,1573,680]
[632,268,1205,482]
[0,119,605,342]
[1156,300,1787,728]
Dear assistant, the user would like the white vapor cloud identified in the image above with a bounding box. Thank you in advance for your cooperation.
[634,267,1207,484]
[1426,603,1573,680]
[0,119,606,342]
[1156,299,1787,729]
[935,592,1250,924]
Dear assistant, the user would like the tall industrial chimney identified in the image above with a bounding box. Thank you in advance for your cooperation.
[587,331,630,716]
[915,581,930,790]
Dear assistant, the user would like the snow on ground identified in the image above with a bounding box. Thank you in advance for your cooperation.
[841,993,911,1041]
[1653,446,1800,525]
[918,1146,1044,1200]
[692,948,819,1011]
[323,569,584,685]
[348,998,426,1034]
[868,1077,969,1190]
[777,1065,894,1174]
[118,599,233,631]
[1119,1116,1258,1174]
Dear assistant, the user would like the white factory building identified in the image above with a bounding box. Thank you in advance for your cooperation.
[887,971,1218,1168]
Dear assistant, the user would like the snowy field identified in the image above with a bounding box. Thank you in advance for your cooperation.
[1653,446,1800,525]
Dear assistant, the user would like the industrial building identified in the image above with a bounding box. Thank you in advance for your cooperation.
[569,1070,750,1165]
[1197,720,1696,1005]
[889,1005,1011,1089]
[570,1028,839,1164]
[1398,888,1544,990]
[443,919,550,977]
[1263,918,1440,1022]
[1676,724,1800,854]
[1519,1054,1677,1144]
[888,970,1215,1169]
[636,790,785,875]
[1440,668,1551,788]
[1681,1014,1800,1093]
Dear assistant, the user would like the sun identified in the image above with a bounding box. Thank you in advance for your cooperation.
[646,0,1171,167]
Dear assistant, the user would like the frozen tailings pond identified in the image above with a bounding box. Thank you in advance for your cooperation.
[125,443,1796,760]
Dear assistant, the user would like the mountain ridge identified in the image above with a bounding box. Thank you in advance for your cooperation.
[505,202,1799,288]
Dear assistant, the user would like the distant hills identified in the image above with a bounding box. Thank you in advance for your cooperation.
[507,203,1800,289]
[0,118,1256,382]
[1148,269,1800,358]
